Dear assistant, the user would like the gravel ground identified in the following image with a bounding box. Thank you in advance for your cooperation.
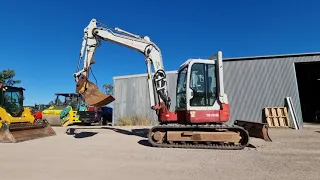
[0,124,319,180]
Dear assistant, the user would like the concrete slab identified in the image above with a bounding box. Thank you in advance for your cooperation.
[0,125,319,180]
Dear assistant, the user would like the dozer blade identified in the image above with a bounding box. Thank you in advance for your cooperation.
[0,119,56,143]
[234,120,272,142]
[76,75,115,107]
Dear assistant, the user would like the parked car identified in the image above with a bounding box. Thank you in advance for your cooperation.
[78,106,113,126]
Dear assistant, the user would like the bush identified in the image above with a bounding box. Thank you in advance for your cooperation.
[116,114,152,126]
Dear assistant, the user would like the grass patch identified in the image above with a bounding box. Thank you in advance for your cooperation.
[115,114,153,126]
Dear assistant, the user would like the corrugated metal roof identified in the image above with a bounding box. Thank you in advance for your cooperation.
[223,52,320,61]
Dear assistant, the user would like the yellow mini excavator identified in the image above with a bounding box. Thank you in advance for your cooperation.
[0,83,56,143]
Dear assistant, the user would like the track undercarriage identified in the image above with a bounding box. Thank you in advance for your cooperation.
[148,123,251,150]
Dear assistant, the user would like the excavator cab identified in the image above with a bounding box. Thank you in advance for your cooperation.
[148,53,272,149]
[0,84,56,143]
[174,56,271,141]
[1,86,25,117]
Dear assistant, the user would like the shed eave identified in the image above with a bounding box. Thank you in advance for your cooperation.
[223,52,320,62]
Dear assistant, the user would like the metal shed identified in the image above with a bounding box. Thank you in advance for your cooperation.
[112,52,320,127]
[112,71,178,126]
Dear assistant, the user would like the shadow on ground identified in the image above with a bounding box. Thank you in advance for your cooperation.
[65,126,153,146]
[102,127,152,147]
[64,126,259,149]
[66,124,149,137]
[106,127,149,138]
[138,140,153,147]
[66,128,99,138]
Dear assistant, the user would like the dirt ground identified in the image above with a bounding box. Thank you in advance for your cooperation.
[0,124,320,180]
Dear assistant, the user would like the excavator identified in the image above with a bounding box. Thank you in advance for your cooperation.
[73,19,271,150]
[0,83,56,143]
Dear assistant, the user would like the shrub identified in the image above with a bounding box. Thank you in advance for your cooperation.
[116,114,152,126]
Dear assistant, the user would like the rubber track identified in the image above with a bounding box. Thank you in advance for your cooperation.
[147,124,250,150]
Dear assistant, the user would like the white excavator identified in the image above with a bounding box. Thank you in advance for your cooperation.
[73,18,272,150]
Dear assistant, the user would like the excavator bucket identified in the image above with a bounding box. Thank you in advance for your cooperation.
[0,119,56,143]
[234,120,272,142]
[76,76,115,107]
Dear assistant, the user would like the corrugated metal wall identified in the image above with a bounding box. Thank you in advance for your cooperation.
[224,55,320,126]
[113,54,320,126]
[113,71,178,125]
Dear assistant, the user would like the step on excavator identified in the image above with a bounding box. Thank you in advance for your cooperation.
[0,84,56,143]
[73,19,272,150]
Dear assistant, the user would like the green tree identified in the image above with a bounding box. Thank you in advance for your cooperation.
[103,84,113,95]
[0,69,21,86]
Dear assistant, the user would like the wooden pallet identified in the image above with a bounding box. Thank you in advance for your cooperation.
[264,107,290,127]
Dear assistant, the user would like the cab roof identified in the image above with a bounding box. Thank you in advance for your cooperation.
[0,84,25,91]
[178,58,216,71]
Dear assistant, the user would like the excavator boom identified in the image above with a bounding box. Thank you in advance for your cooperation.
[74,19,170,109]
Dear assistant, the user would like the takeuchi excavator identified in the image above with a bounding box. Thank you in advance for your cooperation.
[73,18,271,150]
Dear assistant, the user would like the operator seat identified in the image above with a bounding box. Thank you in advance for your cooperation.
[190,71,205,106]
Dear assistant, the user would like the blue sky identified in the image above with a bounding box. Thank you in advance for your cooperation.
[0,0,319,105]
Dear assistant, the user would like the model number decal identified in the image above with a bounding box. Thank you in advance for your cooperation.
[206,114,219,117]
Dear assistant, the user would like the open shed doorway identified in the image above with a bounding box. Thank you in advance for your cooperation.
[295,61,320,123]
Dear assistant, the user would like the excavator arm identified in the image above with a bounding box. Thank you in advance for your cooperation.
[74,19,171,109]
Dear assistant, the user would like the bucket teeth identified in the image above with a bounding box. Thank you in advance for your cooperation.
[0,120,56,143]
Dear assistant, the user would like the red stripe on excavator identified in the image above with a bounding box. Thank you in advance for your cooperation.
[219,103,230,121]
[159,103,230,123]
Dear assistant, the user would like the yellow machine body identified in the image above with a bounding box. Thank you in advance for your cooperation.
[42,93,83,126]
[0,85,56,143]
[42,105,81,127]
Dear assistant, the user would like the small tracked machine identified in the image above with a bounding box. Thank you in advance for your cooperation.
[73,19,271,150]
[0,84,56,143]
